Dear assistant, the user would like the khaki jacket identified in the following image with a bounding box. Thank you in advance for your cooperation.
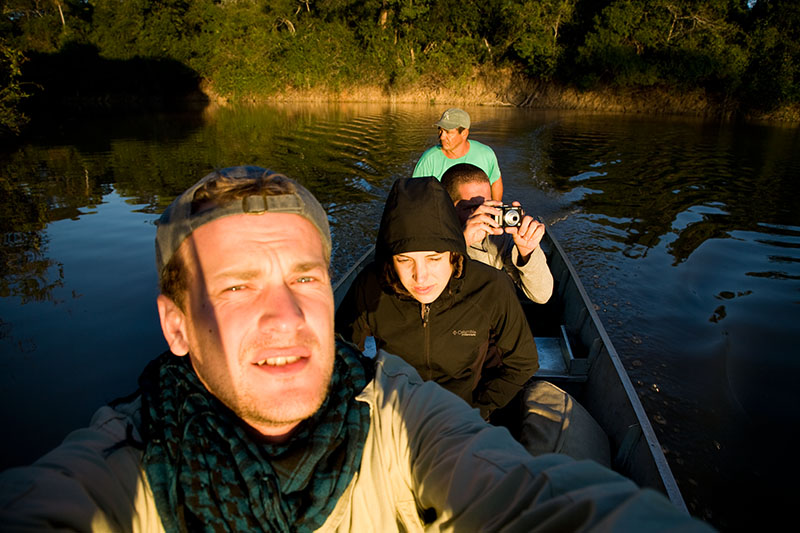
[0,353,712,532]
[469,234,554,304]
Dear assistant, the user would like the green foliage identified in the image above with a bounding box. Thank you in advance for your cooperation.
[2,0,91,52]
[0,39,30,135]
[577,0,748,89]
[2,0,798,117]
[499,0,577,79]
[740,0,800,109]
[88,0,213,64]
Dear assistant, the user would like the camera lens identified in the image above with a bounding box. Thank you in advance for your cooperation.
[504,210,521,226]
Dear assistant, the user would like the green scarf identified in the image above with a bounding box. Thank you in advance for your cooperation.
[139,339,372,533]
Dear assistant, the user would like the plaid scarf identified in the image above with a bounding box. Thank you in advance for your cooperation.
[139,339,372,533]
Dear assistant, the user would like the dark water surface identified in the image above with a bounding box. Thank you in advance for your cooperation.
[1,103,798,531]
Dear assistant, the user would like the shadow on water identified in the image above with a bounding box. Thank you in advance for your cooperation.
[546,118,800,265]
[20,42,208,119]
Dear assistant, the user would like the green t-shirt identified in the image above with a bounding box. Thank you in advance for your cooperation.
[412,140,501,184]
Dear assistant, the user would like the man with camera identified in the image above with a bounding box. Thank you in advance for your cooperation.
[412,107,505,201]
[441,163,554,304]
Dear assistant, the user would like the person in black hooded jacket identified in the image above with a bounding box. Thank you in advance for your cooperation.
[336,177,539,419]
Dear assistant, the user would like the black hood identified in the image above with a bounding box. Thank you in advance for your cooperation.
[375,177,467,263]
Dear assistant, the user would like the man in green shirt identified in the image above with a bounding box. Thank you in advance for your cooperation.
[412,107,504,200]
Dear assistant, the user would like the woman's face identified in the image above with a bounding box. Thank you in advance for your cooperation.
[392,251,454,304]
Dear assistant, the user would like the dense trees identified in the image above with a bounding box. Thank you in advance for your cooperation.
[0,38,30,134]
[1,0,798,132]
[499,0,577,79]
[738,0,800,109]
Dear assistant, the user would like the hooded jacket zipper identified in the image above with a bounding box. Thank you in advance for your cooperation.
[421,303,431,380]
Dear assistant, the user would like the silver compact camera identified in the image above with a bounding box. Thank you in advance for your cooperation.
[493,205,524,227]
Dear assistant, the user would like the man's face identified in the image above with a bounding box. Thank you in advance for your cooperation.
[438,127,469,154]
[453,180,492,225]
[158,213,335,439]
[392,251,454,304]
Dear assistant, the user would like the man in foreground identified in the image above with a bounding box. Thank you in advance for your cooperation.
[442,163,554,304]
[412,107,504,200]
[0,166,712,531]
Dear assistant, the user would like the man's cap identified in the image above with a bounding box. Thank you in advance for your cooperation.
[155,166,331,278]
[434,108,470,130]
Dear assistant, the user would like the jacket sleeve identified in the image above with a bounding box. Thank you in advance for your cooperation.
[510,244,554,304]
[477,235,554,304]
[334,269,374,351]
[473,275,539,418]
[374,354,714,532]
[0,402,162,532]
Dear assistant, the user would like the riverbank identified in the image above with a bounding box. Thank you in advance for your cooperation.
[200,68,800,123]
[11,64,798,141]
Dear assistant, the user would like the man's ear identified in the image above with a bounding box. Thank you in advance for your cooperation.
[157,294,190,356]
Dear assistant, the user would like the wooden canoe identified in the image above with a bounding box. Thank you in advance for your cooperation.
[332,229,686,512]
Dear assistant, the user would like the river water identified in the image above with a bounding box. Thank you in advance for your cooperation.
[1,103,798,531]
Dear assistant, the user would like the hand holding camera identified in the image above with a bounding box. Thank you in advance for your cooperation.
[463,200,505,247]
[504,202,545,261]
[463,200,545,260]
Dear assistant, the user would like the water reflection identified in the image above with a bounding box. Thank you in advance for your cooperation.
[0,209,61,306]
[541,114,800,528]
[1,104,799,532]
[544,116,800,270]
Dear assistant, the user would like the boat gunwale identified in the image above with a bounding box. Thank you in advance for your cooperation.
[541,230,686,512]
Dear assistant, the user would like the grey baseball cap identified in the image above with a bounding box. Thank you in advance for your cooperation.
[155,166,331,279]
[434,108,471,130]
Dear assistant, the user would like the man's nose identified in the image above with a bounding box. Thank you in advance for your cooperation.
[258,283,304,332]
